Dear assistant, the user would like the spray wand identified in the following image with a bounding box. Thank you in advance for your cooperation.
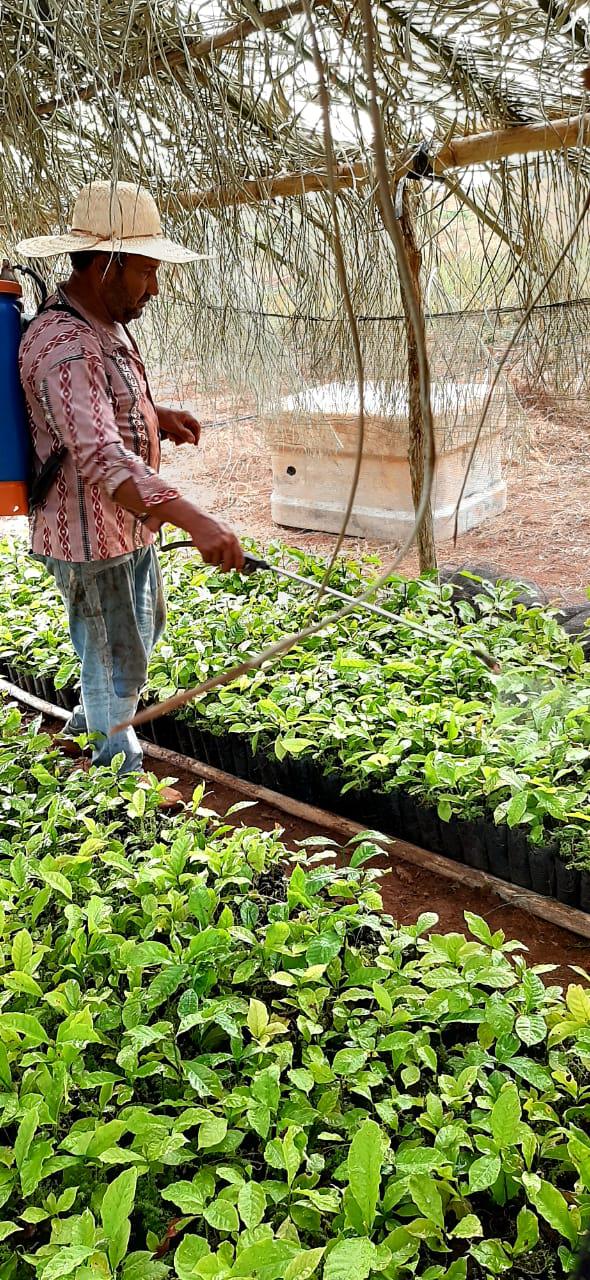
[163,541,501,671]
[114,543,499,736]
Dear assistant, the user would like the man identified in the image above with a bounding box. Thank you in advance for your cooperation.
[17,180,244,799]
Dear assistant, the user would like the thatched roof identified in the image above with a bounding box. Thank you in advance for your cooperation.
[2,1,590,399]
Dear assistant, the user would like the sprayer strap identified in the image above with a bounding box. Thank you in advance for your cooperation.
[28,295,95,511]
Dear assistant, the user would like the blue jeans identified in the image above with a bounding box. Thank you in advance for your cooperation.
[39,546,165,773]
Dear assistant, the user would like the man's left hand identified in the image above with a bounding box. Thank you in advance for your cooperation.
[157,406,202,447]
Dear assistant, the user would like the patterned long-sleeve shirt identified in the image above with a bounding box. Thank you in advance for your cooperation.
[19,286,180,562]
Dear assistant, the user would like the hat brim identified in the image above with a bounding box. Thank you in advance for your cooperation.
[16,232,212,263]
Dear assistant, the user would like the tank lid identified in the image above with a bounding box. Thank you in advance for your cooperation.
[0,260,21,295]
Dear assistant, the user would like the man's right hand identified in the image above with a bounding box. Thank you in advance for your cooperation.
[115,483,245,573]
[183,510,245,573]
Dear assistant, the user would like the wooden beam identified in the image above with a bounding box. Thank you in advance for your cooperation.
[180,161,369,209]
[184,112,590,210]
[36,0,314,118]
[433,112,590,172]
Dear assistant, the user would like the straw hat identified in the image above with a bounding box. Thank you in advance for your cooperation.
[17,180,209,263]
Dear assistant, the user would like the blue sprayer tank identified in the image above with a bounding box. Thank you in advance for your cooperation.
[0,261,29,515]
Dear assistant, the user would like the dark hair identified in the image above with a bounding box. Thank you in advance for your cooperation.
[69,250,127,272]
[69,250,100,272]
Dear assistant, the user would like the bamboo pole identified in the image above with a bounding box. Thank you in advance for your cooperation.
[184,113,590,210]
[434,112,590,172]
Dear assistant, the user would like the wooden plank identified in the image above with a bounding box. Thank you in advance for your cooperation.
[141,741,590,941]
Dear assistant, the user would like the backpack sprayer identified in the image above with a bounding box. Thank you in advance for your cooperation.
[0,262,33,515]
[0,260,65,517]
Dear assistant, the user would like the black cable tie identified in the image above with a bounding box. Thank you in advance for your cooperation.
[405,140,436,181]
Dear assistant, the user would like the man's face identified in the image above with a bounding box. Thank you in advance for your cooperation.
[99,254,161,324]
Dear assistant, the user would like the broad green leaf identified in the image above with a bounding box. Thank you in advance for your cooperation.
[568,1136,590,1189]
[523,1174,578,1246]
[513,1207,539,1257]
[42,1248,94,1279]
[348,1119,384,1231]
[203,1198,239,1233]
[3,970,43,997]
[174,1235,211,1280]
[566,985,590,1023]
[57,1007,101,1047]
[237,1181,267,1228]
[247,1100,271,1139]
[282,1127,303,1187]
[121,941,172,968]
[247,998,269,1040]
[0,1013,48,1045]
[0,1224,18,1242]
[468,1154,501,1193]
[39,868,72,900]
[85,1121,128,1159]
[306,934,342,966]
[471,1241,512,1275]
[323,1238,376,1280]
[372,983,393,1015]
[408,1174,444,1230]
[162,1172,215,1215]
[145,965,185,1010]
[508,1057,552,1092]
[332,1049,367,1076]
[184,1061,223,1099]
[252,1067,280,1112]
[450,1215,483,1239]
[198,1115,228,1149]
[101,1167,137,1240]
[21,1141,52,1196]
[15,1109,39,1172]
[515,1015,546,1047]
[289,1068,315,1093]
[463,914,493,946]
[21,1207,49,1224]
[490,1085,521,1146]
[232,1239,298,1279]
[284,1248,325,1280]
[506,793,528,827]
[11,929,33,971]
[445,1262,468,1280]
[0,1043,11,1089]
[124,1255,171,1280]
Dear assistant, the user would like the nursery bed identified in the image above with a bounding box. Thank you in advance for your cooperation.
[3,677,587,982]
[4,656,590,914]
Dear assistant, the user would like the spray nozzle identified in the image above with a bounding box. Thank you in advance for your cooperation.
[474,646,502,674]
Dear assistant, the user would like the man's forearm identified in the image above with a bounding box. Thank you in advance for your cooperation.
[112,478,244,572]
[113,479,196,529]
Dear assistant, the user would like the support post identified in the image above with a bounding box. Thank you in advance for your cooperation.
[398,185,437,573]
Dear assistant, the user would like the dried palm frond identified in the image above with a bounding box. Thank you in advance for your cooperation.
[1,0,590,420]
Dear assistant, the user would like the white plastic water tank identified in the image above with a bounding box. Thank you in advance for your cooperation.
[264,379,507,540]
